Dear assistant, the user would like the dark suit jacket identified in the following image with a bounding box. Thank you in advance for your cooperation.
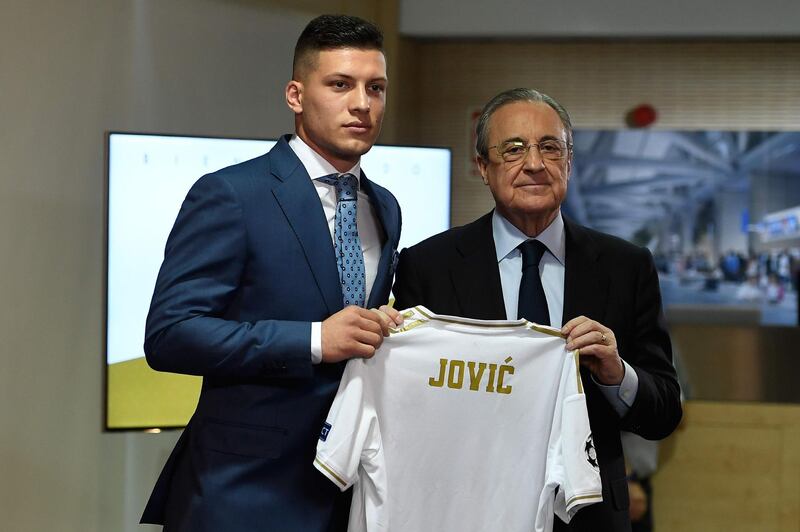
[392,211,681,532]
[140,136,401,532]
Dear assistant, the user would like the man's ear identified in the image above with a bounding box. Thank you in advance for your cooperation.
[476,156,490,185]
[565,151,573,179]
[286,80,303,114]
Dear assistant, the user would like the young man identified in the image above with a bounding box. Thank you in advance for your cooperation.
[141,15,402,532]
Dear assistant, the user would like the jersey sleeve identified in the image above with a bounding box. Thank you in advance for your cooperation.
[314,358,382,492]
[543,351,604,525]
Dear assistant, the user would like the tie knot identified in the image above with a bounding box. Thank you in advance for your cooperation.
[337,172,359,196]
[518,240,547,269]
[318,173,359,202]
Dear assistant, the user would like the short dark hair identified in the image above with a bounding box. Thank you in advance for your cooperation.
[293,14,384,79]
[475,88,573,160]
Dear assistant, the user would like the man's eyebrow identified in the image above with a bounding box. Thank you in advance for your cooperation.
[500,134,564,144]
[324,73,388,82]
[537,134,563,142]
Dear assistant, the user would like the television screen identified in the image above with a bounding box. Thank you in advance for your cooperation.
[106,133,451,429]
[566,129,800,327]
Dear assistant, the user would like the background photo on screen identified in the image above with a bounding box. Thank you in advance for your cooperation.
[566,129,800,327]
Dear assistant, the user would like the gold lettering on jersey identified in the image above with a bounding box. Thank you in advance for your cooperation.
[485,363,497,393]
[497,356,514,394]
[428,357,514,394]
[448,360,465,388]
[467,362,486,391]
[428,358,447,387]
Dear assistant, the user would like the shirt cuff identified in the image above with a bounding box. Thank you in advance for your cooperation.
[593,360,638,417]
[311,322,322,364]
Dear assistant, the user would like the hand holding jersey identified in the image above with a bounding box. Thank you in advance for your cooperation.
[562,315,624,386]
[321,306,402,363]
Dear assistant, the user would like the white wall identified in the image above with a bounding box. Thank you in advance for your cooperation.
[399,0,800,37]
[0,1,325,530]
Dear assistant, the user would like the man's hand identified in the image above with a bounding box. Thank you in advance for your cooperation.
[627,478,648,522]
[562,315,624,385]
[321,305,404,363]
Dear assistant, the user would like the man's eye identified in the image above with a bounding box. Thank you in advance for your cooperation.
[503,145,526,155]
[369,84,385,93]
[333,80,347,89]
[540,142,560,153]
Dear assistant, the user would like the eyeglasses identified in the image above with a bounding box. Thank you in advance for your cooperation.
[489,139,572,162]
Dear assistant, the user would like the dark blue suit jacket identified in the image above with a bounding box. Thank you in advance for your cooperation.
[141,136,401,531]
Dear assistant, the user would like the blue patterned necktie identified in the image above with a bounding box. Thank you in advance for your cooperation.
[319,173,366,307]
[517,239,550,325]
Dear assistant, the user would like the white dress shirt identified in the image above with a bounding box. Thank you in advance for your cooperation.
[492,210,638,416]
[288,135,384,364]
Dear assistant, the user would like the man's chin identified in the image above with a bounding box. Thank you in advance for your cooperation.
[336,139,377,159]
[510,199,560,217]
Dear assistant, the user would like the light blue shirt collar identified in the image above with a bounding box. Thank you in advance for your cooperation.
[288,134,361,182]
[492,210,566,265]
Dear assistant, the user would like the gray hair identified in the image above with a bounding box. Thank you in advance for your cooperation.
[475,88,573,159]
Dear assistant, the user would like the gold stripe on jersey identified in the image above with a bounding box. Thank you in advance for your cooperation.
[573,351,584,394]
[414,306,551,330]
[528,323,565,338]
[314,458,347,488]
[566,492,603,507]
[401,309,416,320]
[413,306,433,320]
[389,319,426,335]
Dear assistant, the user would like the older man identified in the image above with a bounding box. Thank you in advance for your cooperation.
[392,88,681,532]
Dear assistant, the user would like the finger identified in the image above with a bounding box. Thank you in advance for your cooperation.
[348,341,377,359]
[368,308,393,335]
[353,328,383,348]
[358,344,378,359]
[565,328,600,350]
[357,315,384,336]
[379,304,404,325]
[567,333,604,351]
[566,319,600,341]
[352,305,382,321]
[598,330,614,346]
[573,343,613,359]
[561,315,588,335]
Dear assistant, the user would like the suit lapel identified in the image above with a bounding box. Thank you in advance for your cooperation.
[563,217,609,323]
[360,174,400,308]
[269,138,343,315]
[450,212,507,320]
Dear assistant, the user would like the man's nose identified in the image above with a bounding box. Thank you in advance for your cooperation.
[522,144,545,171]
[350,86,370,112]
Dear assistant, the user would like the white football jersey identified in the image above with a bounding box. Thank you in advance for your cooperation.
[314,307,602,532]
